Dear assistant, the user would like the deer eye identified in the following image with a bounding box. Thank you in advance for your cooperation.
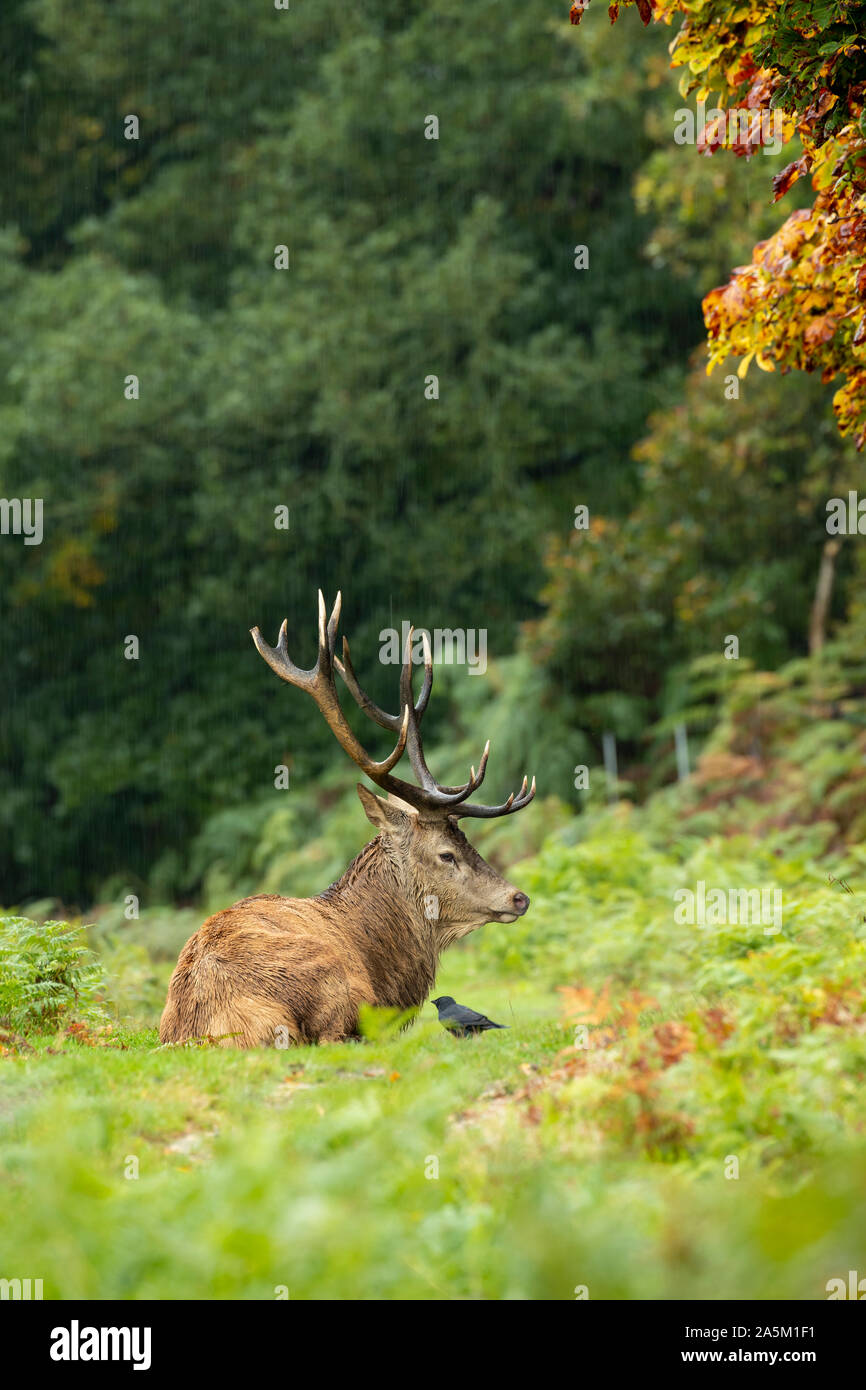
[439,852,457,865]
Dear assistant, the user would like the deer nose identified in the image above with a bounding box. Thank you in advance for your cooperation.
[511,891,530,915]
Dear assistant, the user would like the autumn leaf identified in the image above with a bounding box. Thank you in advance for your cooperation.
[773,155,811,203]
[589,0,866,446]
[654,1022,695,1067]
[558,983,612,1024]
[804,314,838,350]
[703,1008,735,1044]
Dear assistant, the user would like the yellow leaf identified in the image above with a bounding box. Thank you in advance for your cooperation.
[737,351,755,378]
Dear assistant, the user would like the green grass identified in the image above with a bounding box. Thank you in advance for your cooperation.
[4,792,866,1299]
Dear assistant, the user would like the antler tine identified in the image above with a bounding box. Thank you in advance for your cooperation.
[335,624,433,733]
[251,617,316,689]
[421,737,491,803]
[335,623,484,808]
[467,739,491,792]
[396,632,493,805]
[399,627,433,719]
[251,593,410,783]
[455,773,537,819]
[400,627,438,793]
[325,589,342,659]
[335,621,483,806]
[254,593,537,820]
[336,637,405,732]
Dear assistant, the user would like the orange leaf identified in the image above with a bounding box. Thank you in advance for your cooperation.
[804,314,838,349]
[558,983,612,1024]
[654,1022,695,1067]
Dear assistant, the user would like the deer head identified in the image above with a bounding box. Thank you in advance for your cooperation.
[250,592,535,942]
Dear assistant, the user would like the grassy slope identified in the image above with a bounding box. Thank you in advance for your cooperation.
[3,787,866,1299]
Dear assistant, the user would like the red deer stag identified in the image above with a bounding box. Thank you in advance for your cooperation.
[159,592,535,1047]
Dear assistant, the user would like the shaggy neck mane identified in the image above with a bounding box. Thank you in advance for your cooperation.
[319,834,439,1008]
[322,836,388,898]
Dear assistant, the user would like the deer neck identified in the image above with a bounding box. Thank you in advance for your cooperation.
[323,836,439,1007]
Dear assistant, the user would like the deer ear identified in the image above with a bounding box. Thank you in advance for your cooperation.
[356,784,416,831]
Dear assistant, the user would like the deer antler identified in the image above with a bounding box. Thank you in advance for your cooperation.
[251,592,409,784]
[251,592,536,818]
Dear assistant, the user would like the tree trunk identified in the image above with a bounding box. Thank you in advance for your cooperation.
[809,536,842,656]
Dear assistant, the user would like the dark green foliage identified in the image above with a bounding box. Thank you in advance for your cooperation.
[526,364,866,785]
[0,2,697,904]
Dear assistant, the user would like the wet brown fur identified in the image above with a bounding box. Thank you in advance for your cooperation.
[159,792,528,1048]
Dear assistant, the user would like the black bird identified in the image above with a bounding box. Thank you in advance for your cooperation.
[431,995,508,1037]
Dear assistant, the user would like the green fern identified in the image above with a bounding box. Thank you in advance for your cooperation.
[0,916,108,1033]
